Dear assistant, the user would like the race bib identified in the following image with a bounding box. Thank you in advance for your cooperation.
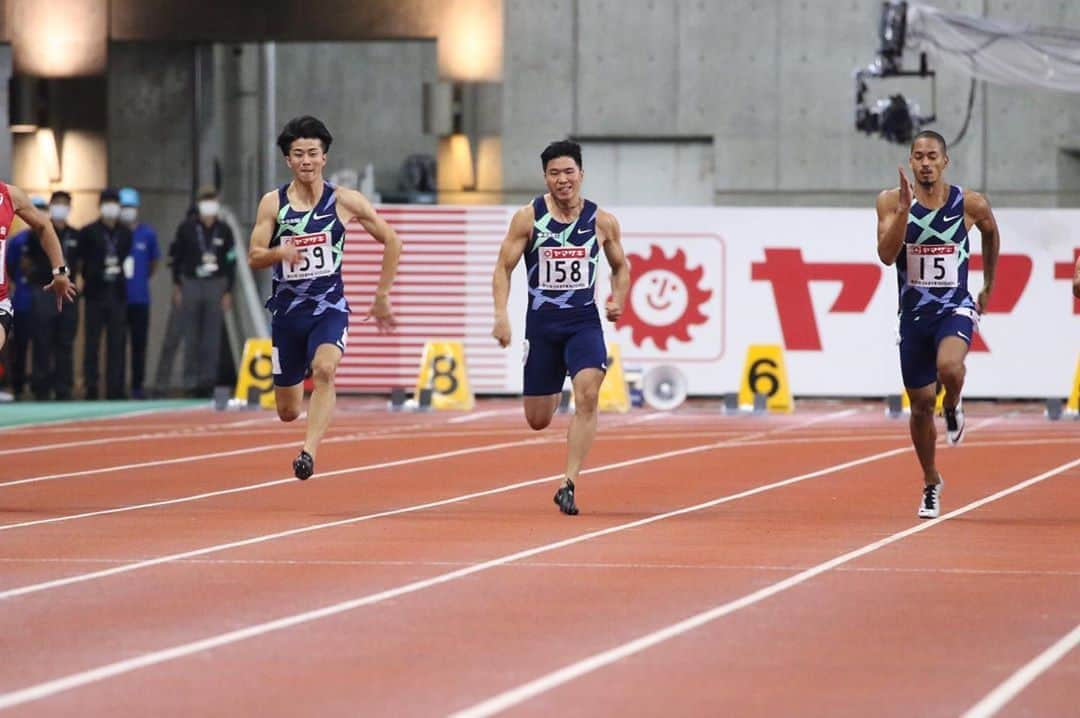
[281,232,334,281]
[105,254,121,281]
[196,251,219,278]
[539,247,589,291]
[906,244,959,288]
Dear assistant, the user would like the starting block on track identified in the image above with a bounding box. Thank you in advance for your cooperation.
[1045,398,1064,421]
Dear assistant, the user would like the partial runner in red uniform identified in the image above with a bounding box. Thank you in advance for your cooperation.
[0,181,76,353]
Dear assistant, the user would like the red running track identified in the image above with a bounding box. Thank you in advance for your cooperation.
[0,399,1077,717]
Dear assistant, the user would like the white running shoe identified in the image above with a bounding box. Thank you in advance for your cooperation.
[944,402,965,446]
[918,480,943,519]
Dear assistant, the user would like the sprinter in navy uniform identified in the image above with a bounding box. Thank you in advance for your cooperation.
[1073,256,1080,299]
[492,140,630,515]
[876,130,1001,519]
[248,116,402,480]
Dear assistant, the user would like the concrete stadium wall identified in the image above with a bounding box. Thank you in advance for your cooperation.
[271,42,439,193]
[502,0,1080,208]
[104,40,439,387]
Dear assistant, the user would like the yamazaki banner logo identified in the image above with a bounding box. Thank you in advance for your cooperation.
[751,248,1041,353]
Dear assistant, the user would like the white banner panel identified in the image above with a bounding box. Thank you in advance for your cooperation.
[340,205,1080,398]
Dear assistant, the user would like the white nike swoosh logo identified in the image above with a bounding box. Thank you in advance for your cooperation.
[314,212,334,220]
[943,214,961,222]
[957,332,969,340]
[577,228,591,234]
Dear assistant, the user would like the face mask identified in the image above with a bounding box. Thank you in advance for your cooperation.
[120,207,138,224]
[198,199,220,218]
[100,202,120,221]
[49,204,70,222]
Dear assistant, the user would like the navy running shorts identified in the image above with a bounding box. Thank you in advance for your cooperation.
[522,305,607,396]
[898,307,977,389]
[271,309,348,387]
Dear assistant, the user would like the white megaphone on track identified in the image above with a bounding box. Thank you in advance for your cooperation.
[641,365,688,411]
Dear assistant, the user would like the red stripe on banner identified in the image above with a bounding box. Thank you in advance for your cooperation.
[377,207,504,216]
[335,205,512,393]
[378,218,505,226]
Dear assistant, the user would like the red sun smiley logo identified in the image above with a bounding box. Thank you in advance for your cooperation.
[618,246,712,350]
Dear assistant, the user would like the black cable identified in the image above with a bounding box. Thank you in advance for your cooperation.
[950,77,977,148]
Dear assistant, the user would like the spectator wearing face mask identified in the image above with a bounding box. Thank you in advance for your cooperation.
[2,196,47,398]
[118,187,160,399]
[169,185,236,397]
[19,191,81,400]
[78,188,133,399]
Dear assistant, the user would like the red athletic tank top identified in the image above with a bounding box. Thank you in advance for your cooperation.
[0,182,17,303]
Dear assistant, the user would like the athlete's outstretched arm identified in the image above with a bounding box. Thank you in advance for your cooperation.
[599,211,630,322]
[248,191,297,269]
[876,168,910,265]
[492,206,532,348]
[9,183,75,308]
[967,191,1000,313]
[337,188,401,332]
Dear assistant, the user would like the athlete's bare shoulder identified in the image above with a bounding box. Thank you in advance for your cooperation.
[510,202,535,229]
[331,186,378,223]
[595,207,620,243]
[332,185,364,202]
[876,188,901,216]
[962,188,991,212]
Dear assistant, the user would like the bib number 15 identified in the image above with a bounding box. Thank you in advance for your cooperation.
[907,245,959,288]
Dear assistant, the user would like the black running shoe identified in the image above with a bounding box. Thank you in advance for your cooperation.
[553,479,579,515]
[943,402,965,446]
[293,450,314,481]
[918,479,943,519]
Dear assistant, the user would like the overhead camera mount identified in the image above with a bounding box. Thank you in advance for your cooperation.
[854,1,939,145]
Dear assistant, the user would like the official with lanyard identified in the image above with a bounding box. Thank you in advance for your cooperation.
[78,188,133,399]
[22,192,81,400]
[169,185,235,397]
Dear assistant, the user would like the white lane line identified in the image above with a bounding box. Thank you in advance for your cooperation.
[451,456,1080,718]
[960,622,1080,718]
[0,438,548,533]
[771,408,860,431]
[0,420,1066,460]
[4,417,1063,533]
[0,404,205,432]
[447,409,521,424]
[0,410,858,532]
[0,415,287,456]
[0,415,478,488]
[0,413,878,599]
[0,445,913,710]
[5,556,1079,579]
[0,430,248,457]
[969,414,1011,431]
[0,441,305,488]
